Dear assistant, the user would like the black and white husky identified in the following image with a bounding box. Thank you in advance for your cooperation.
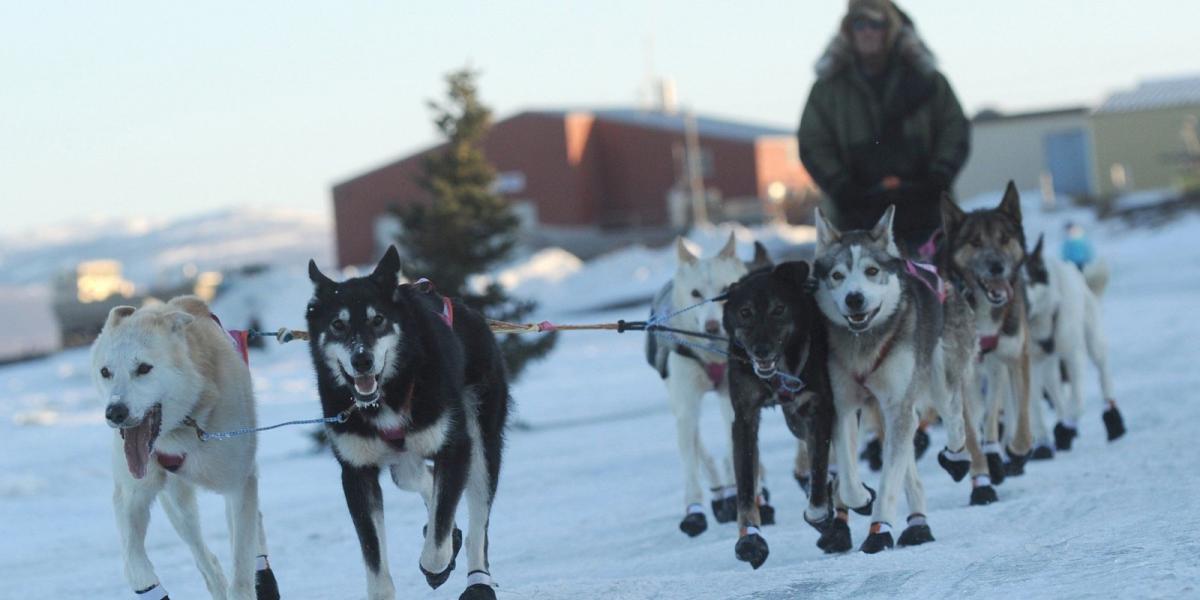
[1024,235,1125,454]
[813,206,979,553]
[306,247,509,600]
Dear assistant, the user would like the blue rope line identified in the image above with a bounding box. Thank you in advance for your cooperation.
[647,295,724,327]
[191,412,349,442]
[651,328,807,393]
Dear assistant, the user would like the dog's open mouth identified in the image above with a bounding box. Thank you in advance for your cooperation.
[342,366,382,402]
[752,356,778,378]
[979,278,1012,306]
[845,307,880,332]
[120,404,162,480]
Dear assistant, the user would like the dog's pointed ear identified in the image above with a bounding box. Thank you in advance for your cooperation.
[676,237,698,266]
[940,192,965,235]
[104,305,137,330]
[308,259,335,290]
[870,205,900,258]
[717,232,738,260]
[771,261,811,294]
[749,241,772,270]
[999,180,1022,223]
[1031,233,1045,260]
[815,207,840,252]
[370,245,401,290]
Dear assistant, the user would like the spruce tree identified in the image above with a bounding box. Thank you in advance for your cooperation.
[394,68,556,380]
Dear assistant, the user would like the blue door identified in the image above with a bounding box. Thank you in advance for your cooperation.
[1043,128,1093,197]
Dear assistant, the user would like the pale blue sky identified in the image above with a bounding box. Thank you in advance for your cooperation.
[2,1,1196,235]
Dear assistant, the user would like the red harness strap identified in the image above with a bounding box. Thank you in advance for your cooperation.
[376,380,417,442]
[833,325,902,389]
[155,452,186,472]
[209,314,250,366]
[978,335,1000,358]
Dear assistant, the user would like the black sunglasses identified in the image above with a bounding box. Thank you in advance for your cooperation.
[852,17,887,31]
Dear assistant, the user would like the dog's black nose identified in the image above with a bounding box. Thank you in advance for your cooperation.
[989,262,1005,276]
[106,403,129,424]
[705,319,721,335]
[845,292,865,312]
[753,344,773,359]
[351,351,374,374]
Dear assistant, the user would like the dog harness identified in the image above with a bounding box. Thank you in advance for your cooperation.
[674,346,726,389]
[209,314,250,366]
[414,278,455,328]
[904,260,946,303]
[150,312,251,473]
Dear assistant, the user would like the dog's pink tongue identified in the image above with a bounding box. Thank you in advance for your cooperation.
[354,375,377,396]
[122,420,153,480]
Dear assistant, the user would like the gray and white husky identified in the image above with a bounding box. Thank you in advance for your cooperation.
[1025,235,1125,454]
[813,206,979,553]
[645,234,772,536]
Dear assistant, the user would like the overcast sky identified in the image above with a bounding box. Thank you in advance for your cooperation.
[3,0,1196,235]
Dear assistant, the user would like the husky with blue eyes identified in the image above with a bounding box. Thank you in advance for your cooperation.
[812,205,982,554]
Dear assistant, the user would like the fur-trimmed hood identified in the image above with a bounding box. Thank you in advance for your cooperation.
[814,1,937,80]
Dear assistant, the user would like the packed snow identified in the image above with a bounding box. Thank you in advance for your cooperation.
[1,194,1198,599]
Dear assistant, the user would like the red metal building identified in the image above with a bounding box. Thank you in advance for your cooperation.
[332,108,813,267]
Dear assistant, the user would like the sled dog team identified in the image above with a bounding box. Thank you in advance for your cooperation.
[91,183,1124,598]
[648,182,1125,568]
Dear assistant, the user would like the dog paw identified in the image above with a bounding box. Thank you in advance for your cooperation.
[850,483,876,516]
[860,524,894,554]
[1031,444,1055,460]
[420,527,463,589]
[816,519,852,554]
[860,438,883,472]
[1103,406,1126,441]
[969,476,998,506]
[734,529,769,569]
[1054,421,1078,451]
[1005,447,1029,477]
[255,567,280,600]
[803,504,833,534]
[459,583,497,600]
[679,512,707,537]
[913,428,931,460]
[985,451,1007,485]
[711,490,738,524]
[937,447,970,482]
[897,516,935,547]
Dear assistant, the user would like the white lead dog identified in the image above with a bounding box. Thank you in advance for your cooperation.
[91,296,278,600]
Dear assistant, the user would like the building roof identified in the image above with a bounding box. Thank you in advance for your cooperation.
[973,106,1089,124]
[532,107,793,142]
[1096,75,1200,115]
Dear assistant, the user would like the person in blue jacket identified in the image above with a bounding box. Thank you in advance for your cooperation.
[1061,222,1094,271]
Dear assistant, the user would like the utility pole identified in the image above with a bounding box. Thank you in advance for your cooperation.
[683,108,708,226]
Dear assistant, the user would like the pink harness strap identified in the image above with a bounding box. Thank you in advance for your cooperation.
[415,278,455,328]
[905,260,947,304]
[155,451,186,472]
[704,362,727,389]
[209,314,250,366]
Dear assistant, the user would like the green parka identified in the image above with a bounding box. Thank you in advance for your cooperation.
[798,18,969,242]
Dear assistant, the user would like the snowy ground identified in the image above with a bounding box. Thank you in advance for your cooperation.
[2,196,1199,599]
